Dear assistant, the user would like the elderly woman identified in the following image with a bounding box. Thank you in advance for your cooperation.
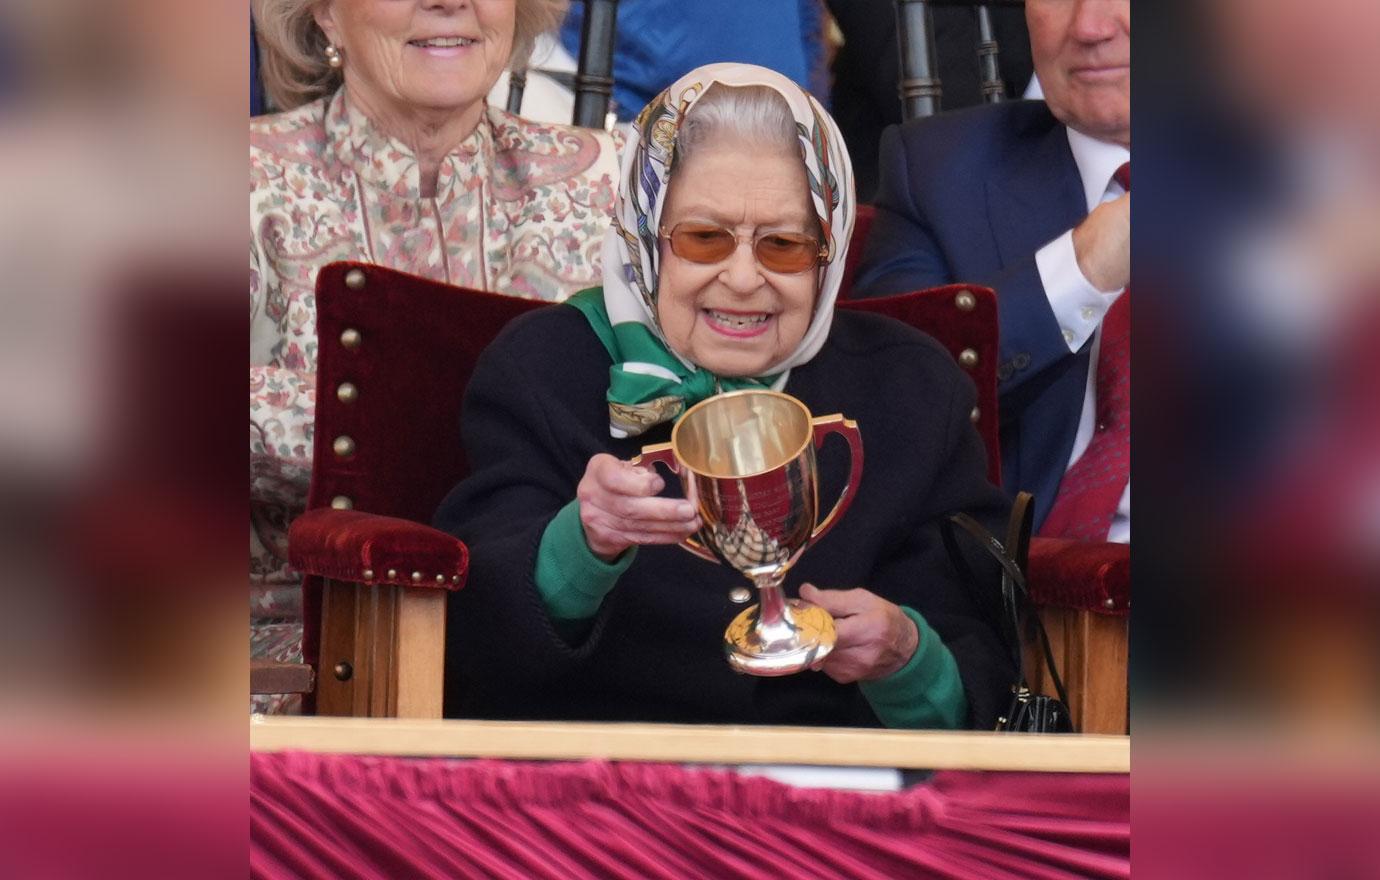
[249,0,620,684]
[436,64,1013,728]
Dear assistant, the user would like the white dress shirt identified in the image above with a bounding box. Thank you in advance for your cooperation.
[1032,127,1131,543]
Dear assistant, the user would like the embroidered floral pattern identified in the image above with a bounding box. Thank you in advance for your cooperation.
[249,89,621,690]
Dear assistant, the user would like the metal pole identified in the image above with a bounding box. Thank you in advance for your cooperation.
[505,68,527,115]
[895,0,942,120]
[573,0,618,128]
[976,5,1004,103]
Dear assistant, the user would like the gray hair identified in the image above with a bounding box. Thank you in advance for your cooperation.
[675,84,800,164]
[252,0,567,112]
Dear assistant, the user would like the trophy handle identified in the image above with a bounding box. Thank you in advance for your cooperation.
[630,442,718,563]
[809,415,864,543]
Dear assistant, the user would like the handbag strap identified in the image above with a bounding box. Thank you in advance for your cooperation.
[1005,488,1034,575]
[941,493,1071,709]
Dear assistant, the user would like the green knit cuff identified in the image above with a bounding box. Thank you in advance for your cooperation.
[858,606,969,730]
[535,500,636,621]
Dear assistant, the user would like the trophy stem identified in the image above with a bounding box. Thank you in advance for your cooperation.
[751,576,799,651]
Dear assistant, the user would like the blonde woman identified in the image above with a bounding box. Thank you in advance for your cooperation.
[250,0,621,702]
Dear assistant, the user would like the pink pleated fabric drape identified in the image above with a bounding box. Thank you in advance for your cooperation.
[250,752,1128,880]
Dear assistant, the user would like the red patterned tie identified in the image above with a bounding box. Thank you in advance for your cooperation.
[1040,163,1130,540]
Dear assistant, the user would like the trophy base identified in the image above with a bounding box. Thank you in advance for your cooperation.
[723,600,837,676]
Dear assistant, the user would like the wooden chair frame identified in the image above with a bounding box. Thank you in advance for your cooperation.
[314,582,448,718]
[1026,608,1128,735]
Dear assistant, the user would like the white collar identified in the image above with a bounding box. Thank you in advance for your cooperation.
[1066,126,1131,211]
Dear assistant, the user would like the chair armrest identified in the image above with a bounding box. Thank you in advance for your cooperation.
[1027,538,1129,615]
[288,508,468,590]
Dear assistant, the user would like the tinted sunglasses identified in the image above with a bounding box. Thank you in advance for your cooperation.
[659,222,829,275]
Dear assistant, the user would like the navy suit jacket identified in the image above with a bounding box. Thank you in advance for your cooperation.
[853,101,1090,529]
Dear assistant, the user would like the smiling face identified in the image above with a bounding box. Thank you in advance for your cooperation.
[313,0,514,126]
[1028,0,1130,146]
[655,138,820,378]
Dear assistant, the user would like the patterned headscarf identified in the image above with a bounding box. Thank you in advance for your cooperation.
[566,62,856,438]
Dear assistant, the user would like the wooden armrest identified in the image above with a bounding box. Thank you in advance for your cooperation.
[1024,540,1130,734]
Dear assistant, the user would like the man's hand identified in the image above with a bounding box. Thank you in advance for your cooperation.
[800,583,920,683]
[577,454,701,562]
[1072,192,1130,293]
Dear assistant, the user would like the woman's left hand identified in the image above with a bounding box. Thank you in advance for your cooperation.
[799,583,919,684]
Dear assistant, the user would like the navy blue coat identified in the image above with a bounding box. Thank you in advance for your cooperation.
[854,101,1089,529]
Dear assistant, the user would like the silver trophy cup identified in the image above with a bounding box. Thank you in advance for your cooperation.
[634,389,863,675]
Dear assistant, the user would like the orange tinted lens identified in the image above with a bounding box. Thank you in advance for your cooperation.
[669,224,736,263]
[755,233,820,274]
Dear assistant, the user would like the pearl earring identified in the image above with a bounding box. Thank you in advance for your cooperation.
[324,44,342,69]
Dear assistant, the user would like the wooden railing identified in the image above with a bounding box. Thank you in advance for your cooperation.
[251,716,1129,774]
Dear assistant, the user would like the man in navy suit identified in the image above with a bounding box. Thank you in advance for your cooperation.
[853,0,1130,539]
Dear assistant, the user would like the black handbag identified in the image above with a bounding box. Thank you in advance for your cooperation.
[942,492,1076,734]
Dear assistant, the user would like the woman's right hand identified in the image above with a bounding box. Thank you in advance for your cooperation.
[577,454,702,562]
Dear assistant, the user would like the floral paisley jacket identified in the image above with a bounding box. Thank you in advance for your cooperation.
[250,88,621,625]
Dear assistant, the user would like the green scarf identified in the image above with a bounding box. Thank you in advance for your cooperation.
[566,287,778,437]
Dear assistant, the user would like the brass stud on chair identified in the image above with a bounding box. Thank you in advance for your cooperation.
[336,382,358,404]
[333,661,353,681]
[362,569,374,580]
[332,435,356,458]
[451,575,462,585]
[1103,597,1116,610]
[959,348,979,369]
[386,569,398,579]
[344,268,367,290]
[330,495,353,510]
[340,328,362,350]
[955,289,976,311]
[411,571,423,583]
[435,574,446,585]
[970,406,980,423]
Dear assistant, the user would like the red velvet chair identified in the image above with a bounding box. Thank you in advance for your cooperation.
[1021,539,1129,734]
[276,260,1128,732]
[284,263,546,716]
